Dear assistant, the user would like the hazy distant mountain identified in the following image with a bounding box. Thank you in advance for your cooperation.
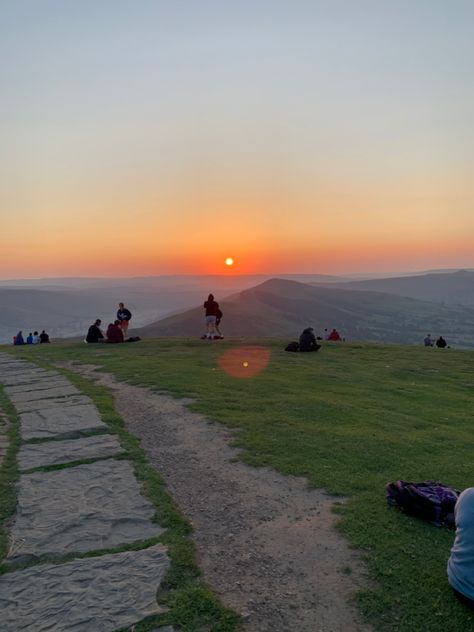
[316,270,474,306]
[0,274,348,343]
[137,278,474,347]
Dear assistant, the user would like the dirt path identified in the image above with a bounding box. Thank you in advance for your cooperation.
[64,363,373,632]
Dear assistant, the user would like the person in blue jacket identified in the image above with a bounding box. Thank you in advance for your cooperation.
[448,488,474,609]
[14,331,25,345]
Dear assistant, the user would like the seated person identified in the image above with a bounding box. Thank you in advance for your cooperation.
[106,320,124,344]
[39,330,50,343]
[14,331,25,345]
[328,328,342,341]
[299,327,321,352]
[85,319,104,343]
[26,332,33,344]
[424,334,433,347]
[32,331,39,344]
[436,336,447,348]
[448,488,474,609]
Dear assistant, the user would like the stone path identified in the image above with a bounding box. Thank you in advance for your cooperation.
[0,354,173,632]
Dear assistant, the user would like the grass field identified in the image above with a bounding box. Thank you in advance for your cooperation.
[5,338,474,631]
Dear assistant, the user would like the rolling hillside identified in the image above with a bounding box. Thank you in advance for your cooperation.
[137,278,474,347]
[317,270,474,305]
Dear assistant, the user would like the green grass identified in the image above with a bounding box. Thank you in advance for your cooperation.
[6,338,474,631]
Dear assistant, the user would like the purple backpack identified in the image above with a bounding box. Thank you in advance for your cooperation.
[386,480,460,527]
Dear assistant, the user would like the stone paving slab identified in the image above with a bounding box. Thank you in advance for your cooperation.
[0,543,170,632]
[8,459,164,561]
[18,434,124,470]
[20,404,107,440]
[15,394,91,413]
[0,366,45,378]
[5,378,71,394]
[9,384,80,403]
[0,370,61,387]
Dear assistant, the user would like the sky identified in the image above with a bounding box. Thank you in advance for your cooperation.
[1,1,473,278]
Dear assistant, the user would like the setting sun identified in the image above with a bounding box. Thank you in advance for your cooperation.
[225,257,234,266]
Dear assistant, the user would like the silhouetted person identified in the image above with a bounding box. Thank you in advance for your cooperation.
[106,320,124,344]
[424,334,433,347]
[86,319,104,343]
[14,331,24,345]
[448,488,474,609]
[299,327,321,353]
[328,328,342,341]
[202,293,220,339]
[39,330,50,343]
[436,336,447,348]
[117,303,132,337]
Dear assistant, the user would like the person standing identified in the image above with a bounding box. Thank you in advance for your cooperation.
[117,302,132,337]
[202,293,220,340]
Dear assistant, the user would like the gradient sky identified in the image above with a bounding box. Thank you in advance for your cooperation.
[1,1,473,277]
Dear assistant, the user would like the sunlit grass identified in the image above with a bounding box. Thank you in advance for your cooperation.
[6,338,474,631]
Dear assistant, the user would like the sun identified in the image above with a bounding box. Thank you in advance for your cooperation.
[225,257,234,266]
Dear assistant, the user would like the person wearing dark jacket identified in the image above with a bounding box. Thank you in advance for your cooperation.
[117,303,132,337]
[14,331,25,345]
[106,320,124,344]
[202,293,220,340]
[86,319,104,343]
[39,330,50,343]
[299,327,321,352]
[436,336,448,348]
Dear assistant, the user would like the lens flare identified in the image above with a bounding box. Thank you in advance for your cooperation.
[218,346,271,378]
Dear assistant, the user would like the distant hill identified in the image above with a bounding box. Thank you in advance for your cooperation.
[316,270,474,306]
[137,278,474,347]
[0,274,350,343]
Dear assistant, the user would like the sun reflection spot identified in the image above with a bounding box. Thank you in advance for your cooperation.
[243,361,249,367]
[225,257,234,266]
[218,346,271,378]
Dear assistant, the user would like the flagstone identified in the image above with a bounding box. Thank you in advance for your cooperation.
[8,459,164,561]
[0,544,169,632]
[20,404,107,440]
[18,434,123,470]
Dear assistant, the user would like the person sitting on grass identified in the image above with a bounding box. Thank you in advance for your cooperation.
[26,332,33,344]
[39,330,50,343]
[14,331,25,345]
[328,328,342,341]
[85,319,104,343]
[448,488,474,610]
[436,336,448,348]
[106,320,124,344]
[299,327,321,352]
[424,334,433,347]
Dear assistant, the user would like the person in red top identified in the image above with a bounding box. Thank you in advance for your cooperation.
[328,328,342,341]
[106,320,124,343]
[202,293,220,340]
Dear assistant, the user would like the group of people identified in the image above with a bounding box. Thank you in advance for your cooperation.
[13,330,50,345]
[85,303,135,344]
[424,334,448,348]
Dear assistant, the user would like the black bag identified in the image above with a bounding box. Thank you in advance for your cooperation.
[285,341,300,352]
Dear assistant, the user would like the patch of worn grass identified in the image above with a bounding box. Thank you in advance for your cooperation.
[6,338,474,631]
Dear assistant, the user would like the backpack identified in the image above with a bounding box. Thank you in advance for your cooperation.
[285,341,300,352]
[386,480,460,527]
[216,308,223,320]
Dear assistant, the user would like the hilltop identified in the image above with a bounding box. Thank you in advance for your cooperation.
[137,278,474,347]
